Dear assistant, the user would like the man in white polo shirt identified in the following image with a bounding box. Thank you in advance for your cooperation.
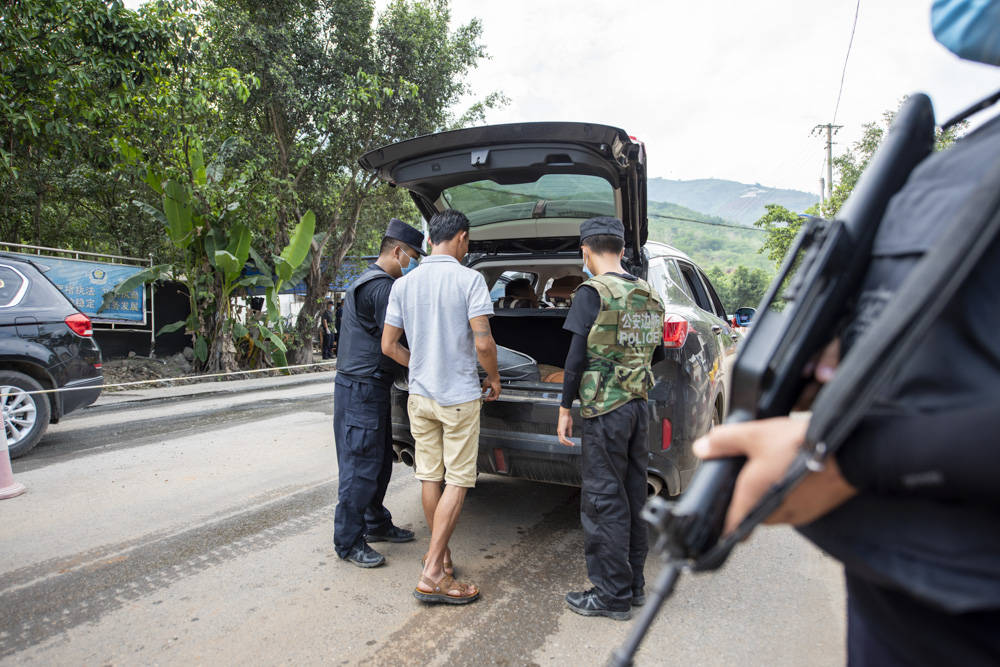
[382,209,500,605]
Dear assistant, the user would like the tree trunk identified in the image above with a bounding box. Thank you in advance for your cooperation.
[33,187,43,246]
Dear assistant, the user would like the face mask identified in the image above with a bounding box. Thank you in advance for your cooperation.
[581,251,594,278]
[931,0,1000,66]
[397,253,419,276]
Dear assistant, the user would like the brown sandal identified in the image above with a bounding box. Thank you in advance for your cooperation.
[413,574,479,605]
[421,554,455,576]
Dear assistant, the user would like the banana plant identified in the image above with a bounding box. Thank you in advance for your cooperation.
[100,137,316,371]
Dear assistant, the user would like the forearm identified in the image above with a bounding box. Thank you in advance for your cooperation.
[837,402,1000,506]
[475,338,499,378]
[561,333,588,409]
[384,342,410,367]
[380,324,410,367]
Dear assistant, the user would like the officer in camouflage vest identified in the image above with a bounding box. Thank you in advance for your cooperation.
[557,216,666,620]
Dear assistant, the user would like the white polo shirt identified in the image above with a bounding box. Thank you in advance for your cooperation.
[385,254,494,406]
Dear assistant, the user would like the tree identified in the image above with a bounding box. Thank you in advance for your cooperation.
[753,204,806,265]
[0,1,197,248]
[104,139,316,372]
[708,265,771,313]
[823,98,967,218]
[202,0,501,362]
[754,98,968,266]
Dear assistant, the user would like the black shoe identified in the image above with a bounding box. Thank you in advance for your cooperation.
[365,525,415,543]
[631,587,646,607]
[341,541,385,568]
[565,588,632,621]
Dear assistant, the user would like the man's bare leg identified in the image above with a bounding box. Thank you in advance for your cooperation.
[421,481,452,571]
[418,484,475,594]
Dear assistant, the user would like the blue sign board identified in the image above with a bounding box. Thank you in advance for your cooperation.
[12,253,146,323]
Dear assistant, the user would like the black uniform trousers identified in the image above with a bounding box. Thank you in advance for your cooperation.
[333,374,394,557]
[322,331,335,359]
[580,398,649,610]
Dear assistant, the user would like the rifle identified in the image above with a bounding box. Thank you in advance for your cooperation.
[610,92,937,666]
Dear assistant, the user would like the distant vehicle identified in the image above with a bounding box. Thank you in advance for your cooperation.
[734,307,756,327]
[0,253,103,457]
[360,122,740,497]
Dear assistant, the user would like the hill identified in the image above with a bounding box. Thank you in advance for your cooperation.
[647,200,773,274]
[647,178,818,226]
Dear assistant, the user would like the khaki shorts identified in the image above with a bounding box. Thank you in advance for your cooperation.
[407,394,480,488]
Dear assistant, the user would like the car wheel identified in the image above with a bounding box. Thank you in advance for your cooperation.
[0,371,51,459]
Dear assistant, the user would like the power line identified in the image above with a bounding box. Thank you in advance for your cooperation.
[832,0,861,125]
[649,212,766,233]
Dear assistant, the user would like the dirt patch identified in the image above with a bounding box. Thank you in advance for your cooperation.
[100,349,332,392]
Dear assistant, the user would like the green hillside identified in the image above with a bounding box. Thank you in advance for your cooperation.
[647,200,774,274]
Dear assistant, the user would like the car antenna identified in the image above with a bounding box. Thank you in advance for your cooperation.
[941,86,1000,131]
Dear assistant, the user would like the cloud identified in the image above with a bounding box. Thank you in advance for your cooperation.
[444,0,1000,193]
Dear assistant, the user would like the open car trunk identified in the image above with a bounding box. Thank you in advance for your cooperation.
[478,309,572,387]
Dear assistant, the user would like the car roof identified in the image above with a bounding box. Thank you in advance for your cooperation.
[644,240,695,264]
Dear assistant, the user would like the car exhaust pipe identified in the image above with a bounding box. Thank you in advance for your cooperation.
[399,446,416,468]
[391,444,403,464]
[646,475,664,498]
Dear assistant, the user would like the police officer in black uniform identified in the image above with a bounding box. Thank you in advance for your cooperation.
[334,218,425,567]
[694,3,1000,663]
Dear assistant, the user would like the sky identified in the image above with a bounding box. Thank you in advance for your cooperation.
[125,0,1000,195]
[432,0,1000,195]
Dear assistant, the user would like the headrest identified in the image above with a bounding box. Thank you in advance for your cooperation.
[505,278,534,299]
[546,275,583,300]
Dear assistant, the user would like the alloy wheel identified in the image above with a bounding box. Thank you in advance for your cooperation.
[1,385,38,447]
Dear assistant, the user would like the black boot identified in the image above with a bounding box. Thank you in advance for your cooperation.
[365,525,415,543]
[341,541,386,568]
[565,588,632,621]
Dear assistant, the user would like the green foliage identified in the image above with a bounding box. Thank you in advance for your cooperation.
[752,204,805,265]
[101,139,316,372]
[648,201,773,274]
[822,97,967,219]
[5,0,496,366]
[707,265,771,313]
[752,99,970,268]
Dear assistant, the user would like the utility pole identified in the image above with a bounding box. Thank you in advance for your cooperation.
[812,123,843,203]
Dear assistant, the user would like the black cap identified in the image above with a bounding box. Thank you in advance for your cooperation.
[385,218,426,256]
[579,216,625,242]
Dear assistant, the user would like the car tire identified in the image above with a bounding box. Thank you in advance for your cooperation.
[0,371,51,459]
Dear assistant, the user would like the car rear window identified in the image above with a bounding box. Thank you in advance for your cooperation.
[440,174,615,227]
[0,265,27,307]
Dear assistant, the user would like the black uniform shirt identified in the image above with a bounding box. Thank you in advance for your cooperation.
[560,273,665,409]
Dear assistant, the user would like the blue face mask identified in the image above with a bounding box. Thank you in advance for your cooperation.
[398,254,419,276]
[582,254,594,278]
[932,0,1000,66]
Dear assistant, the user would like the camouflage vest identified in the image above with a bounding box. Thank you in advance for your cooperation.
[578,274,665,418]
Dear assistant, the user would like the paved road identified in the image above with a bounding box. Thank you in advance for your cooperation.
[0,373,846,666]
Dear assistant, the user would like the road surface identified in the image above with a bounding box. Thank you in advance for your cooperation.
[0,372,846,665]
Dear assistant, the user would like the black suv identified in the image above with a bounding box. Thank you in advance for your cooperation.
[360,123,739,497]
[0,253,103,457]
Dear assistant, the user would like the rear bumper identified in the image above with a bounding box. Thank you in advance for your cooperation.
[390,385,688,493]
[59,375,103,417]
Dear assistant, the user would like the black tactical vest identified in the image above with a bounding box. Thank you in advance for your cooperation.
[335,265,399,383]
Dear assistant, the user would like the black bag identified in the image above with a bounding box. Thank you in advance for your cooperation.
[478,345,540,383]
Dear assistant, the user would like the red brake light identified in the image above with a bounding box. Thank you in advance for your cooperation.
[65,313,93,337]
[662,314,689,349]
[661,418,672,450]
